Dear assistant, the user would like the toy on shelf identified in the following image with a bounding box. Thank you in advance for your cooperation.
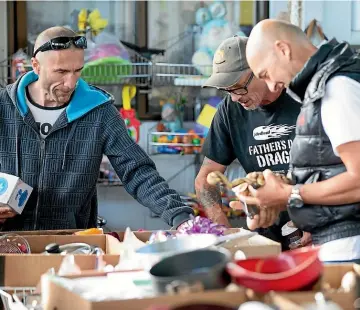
[151,126,206,155]
[192,1,246,77]
[11,49,31,83]
[160,98,182,133]
[149,96,211,155]
[120,85,141,143]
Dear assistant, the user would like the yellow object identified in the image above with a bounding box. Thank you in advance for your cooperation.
[158,136,169,143]
[88,9,108,36]
[196,104,217,128]
[74,228,104,235]
[240,0,254,25]
[78,9,88,33]
[122,85,137,110]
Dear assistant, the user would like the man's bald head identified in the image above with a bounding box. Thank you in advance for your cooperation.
[30,26,85,106]
[248,19,309,52]
[246,19,317,92]
[34,26,77,58]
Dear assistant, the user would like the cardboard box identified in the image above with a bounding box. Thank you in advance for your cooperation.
[0,229,80,236]
[0,173,33,214]
[119,229,282,259]
[0,235,122,287]
[44,276,247,310]
[266,264,356,310]
[41,264,356,310]
[0,229,280,288]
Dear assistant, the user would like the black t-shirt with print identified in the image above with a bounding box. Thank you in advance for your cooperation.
[202,91,301,249]
[203,91,300,174]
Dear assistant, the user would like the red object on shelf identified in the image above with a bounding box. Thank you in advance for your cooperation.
[227,246,322,293]
[120,108,141,143]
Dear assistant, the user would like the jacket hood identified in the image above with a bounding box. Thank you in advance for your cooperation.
[7,70,113,123]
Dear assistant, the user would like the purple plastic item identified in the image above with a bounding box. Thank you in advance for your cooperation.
[177,215,227,236]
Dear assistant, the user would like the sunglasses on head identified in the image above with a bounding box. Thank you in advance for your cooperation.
[33,36,87,58]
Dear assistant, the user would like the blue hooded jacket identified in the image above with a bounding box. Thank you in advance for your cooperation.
[0,71,193,230]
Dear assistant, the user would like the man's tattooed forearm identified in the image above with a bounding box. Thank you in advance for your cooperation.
[198,184,222,209]
[198,183,231,227]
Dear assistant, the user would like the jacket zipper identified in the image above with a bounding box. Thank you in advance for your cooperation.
[33,139,46,230]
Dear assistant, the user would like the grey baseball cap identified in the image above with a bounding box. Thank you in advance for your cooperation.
[203,36,249,89]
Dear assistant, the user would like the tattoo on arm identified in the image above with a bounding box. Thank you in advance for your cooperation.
[198,183,231,227]
[195,157,230,226]
[198,183,222,209]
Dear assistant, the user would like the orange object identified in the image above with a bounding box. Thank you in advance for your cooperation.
[187,129,199,139]
[156,122,166,132]
[74,228,104,235]
[173,136,181,144]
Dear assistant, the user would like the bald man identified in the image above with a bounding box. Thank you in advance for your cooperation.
[238,19,360,263]
[0,26,195,231]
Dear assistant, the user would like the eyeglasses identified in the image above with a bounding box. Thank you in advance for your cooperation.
[33,36,87,58]
[222,73,254,96]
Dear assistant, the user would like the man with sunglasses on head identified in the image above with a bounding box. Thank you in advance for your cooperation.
[195,36,306,249]
[0,26,196,231]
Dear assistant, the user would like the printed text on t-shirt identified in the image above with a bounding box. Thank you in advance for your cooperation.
[249,124,296,168]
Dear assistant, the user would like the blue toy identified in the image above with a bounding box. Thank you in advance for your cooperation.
[192,1,246,77]
[160,100,182,133]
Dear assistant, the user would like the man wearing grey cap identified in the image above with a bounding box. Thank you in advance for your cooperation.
[195,36,302,249]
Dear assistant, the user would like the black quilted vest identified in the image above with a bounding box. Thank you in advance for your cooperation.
[287,40,360,245]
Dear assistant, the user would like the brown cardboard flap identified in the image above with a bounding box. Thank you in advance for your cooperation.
[22,235,107,253]
[0,229,80,236]
[267,264,356,310]
[44,278,247,310]
[0,234,122,287]
[117,229,282,258]
[0,254,119,287]
[8,234,122,254]
[270,291,355,310]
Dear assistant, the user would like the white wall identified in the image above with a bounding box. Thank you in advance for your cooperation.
[269,0,289,18]
[302,0,360,45]
[270,0,360,44]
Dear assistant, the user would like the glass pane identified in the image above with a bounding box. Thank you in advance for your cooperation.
[26,1,136,45]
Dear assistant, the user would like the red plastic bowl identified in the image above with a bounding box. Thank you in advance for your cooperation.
[227,246,322,293]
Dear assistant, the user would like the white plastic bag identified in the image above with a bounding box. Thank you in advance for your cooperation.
[85,32,130,63]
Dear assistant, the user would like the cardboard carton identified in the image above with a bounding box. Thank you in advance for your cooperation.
[0,229,281,288]
[0,173,33,214]
[41,264,356,310]
[0,234,122,287]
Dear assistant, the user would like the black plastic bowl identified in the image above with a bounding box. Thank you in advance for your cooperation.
[149,248,231,294]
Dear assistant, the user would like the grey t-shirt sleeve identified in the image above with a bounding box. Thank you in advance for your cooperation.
[201,99,236,166]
